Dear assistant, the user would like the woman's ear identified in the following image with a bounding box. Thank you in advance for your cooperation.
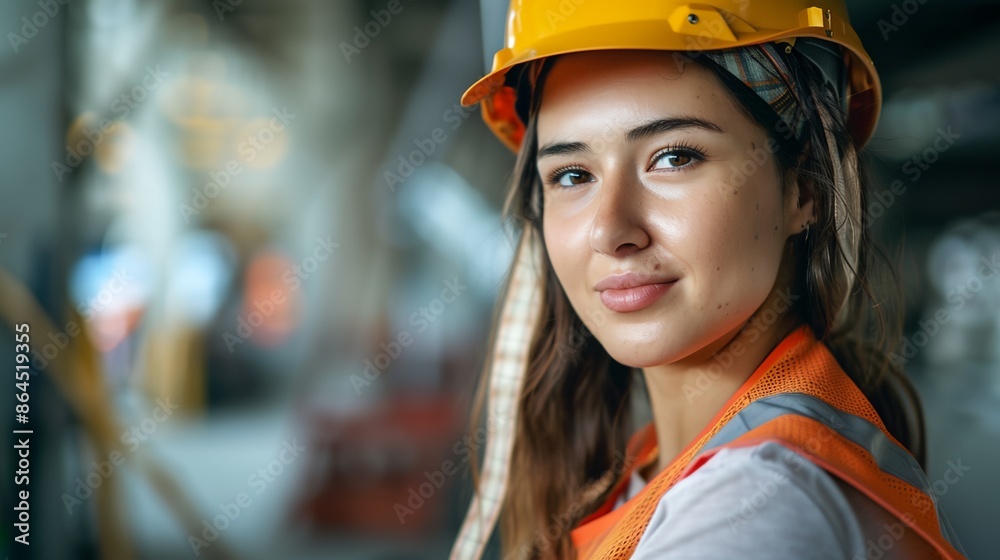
[783,167,816,239]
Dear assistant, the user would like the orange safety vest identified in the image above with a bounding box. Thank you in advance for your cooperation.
[570,325,967,559]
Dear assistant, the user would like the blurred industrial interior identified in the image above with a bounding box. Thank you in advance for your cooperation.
[0,0,998,558]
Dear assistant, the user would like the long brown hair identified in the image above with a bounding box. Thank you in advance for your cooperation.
[467,46,922,559]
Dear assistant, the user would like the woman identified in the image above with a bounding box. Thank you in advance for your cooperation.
[450,1,967,558]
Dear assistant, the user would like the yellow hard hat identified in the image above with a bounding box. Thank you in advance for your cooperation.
[461,0,881,152]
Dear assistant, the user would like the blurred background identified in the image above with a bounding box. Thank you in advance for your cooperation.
[0,0,997,558]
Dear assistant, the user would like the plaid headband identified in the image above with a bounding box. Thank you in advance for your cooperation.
[700,43,808,143]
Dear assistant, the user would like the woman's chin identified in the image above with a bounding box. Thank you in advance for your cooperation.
[602,344,681,370]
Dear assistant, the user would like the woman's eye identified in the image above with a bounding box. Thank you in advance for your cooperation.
[651,149,700,170]
[548,168,594,187]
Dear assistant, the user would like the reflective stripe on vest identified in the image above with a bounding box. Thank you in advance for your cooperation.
[697,392,964,550]
[681,397,968,558]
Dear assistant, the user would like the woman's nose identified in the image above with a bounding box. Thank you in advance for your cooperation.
[589,169,651,257]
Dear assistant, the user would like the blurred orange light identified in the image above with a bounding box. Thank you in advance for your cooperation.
[241,251,299,347]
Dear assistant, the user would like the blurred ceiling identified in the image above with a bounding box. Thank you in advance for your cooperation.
[848,0,1000,229]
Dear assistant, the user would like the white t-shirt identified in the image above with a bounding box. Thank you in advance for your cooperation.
[620,441,934,559]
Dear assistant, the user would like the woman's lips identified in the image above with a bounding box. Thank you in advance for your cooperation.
[598,281,676,312]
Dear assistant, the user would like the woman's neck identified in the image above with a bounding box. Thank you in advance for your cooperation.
[638,287,804,480]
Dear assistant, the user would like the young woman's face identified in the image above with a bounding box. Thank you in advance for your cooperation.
[537,50,811,368]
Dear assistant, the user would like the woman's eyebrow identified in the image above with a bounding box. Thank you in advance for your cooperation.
[537,140,589,160]
[625,117,723,142]
[537,117,724,160]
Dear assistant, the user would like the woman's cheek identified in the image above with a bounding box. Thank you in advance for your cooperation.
[683,201,768,312]
[543,214,587,302]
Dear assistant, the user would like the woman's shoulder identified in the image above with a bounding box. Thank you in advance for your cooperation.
[629,440,869,559]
